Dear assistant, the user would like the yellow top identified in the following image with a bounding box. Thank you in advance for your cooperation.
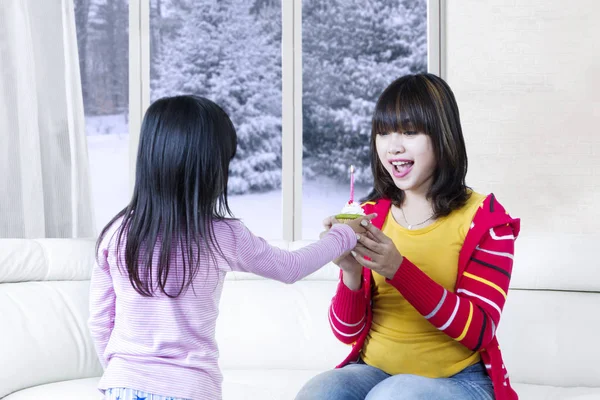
[361,191,486,377]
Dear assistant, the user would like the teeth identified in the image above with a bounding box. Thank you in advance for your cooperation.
[392,161,412,166]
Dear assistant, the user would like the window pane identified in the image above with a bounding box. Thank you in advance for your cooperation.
[302,0,428,239]
[74,0,130,230]
[150,0,283,240]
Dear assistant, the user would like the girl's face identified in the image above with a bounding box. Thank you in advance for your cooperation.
[376,130,437,195]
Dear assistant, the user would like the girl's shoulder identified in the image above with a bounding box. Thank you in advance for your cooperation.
[211,218,252,243]
[466,190,487,208]
[461,193,520,262]
[457,190,487,220]
[213,218,244,232]
[463,191,517,225]
[471,192,515,221]
[94,217,126,265]
[468,192,520,237]
[97,216,125,253]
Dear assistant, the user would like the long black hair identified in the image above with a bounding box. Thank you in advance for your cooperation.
[364,73,470,218]
[96,95,237,297]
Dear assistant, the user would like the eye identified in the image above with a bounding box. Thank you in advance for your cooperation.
[403,131,418,136]
[377,131,391,136]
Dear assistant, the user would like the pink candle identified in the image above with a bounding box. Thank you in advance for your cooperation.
[349,165,355,203]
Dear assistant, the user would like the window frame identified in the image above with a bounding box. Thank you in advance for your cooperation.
[128,0,443,241]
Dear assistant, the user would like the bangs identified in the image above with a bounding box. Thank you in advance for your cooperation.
[372,80,431,136]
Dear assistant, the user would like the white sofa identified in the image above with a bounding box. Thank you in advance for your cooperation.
[1,237,599,399]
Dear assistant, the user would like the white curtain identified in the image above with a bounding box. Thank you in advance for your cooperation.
[0,0,95,238]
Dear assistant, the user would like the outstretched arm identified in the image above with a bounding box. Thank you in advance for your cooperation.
[229,217,374,283]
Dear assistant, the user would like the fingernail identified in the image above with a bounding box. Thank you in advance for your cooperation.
[351,251,357,257]
[356,234,360,240]
[361,220,368,227]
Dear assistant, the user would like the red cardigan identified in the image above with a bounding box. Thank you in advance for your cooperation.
[328,194,520,400]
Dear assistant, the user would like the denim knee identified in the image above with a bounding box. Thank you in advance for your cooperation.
[296,364,388,400]
[365,375,441,400]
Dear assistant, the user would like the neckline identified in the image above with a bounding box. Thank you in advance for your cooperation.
[386,207,445,235]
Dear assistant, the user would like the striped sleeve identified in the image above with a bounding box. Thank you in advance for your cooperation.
[387,224,515,351]
[328,272,368,344]
[88,247,115,368]
[230,221,358,284]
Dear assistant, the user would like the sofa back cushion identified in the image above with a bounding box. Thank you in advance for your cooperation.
[0,239,102,398]
[499,289,600,387]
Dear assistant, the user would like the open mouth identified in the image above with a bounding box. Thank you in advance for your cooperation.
[391,160,414,176]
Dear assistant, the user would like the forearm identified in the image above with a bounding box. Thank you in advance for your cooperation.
[342,270,362,291]
[386,225,515,351]
[386,258,493,350]
[329,271,368,344]
[88,249,116,368]
[88,296,115,368]
[234,223,357,283]
[89,323,113,368]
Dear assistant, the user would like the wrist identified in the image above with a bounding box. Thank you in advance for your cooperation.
[385,256,405,281]
[342,270,362,291]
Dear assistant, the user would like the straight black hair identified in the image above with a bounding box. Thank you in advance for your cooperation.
[364,73,470,217]
[96,95,237,297]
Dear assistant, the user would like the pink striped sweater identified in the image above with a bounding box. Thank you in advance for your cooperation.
[329,194,520,400]
[89,219,358,400]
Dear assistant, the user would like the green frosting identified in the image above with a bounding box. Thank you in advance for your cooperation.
[334,213,360,219]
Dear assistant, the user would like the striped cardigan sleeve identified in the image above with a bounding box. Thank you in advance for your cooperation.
[387,223,515,351]
[328,273,369,344]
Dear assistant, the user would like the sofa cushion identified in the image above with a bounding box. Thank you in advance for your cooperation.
[3,378,101,400]
[217,280,349,371]
[498,289,600,387]
[511,383,600,400]
[508,233,600,292]
[0,238,95,283]
[218,279,600,388]
[0,281,102,398]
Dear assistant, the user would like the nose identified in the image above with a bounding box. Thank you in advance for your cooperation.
[386,133,405,154]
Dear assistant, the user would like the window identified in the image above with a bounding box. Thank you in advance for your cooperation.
[74,0,434,240]
[74,0,129,230]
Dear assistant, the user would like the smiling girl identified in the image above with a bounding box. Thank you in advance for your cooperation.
[296,74,520,400]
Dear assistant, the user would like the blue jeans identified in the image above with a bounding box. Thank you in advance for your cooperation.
[295,361,495,400]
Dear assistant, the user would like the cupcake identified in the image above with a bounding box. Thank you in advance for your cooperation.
[335,201,366,223]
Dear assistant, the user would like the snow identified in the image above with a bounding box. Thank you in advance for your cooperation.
[85,113,128,136]
[86,133,130,231]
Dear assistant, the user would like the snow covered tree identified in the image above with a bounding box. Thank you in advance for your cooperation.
[303,0,427,184]
[151,0,282,193]
[149,0,426,193]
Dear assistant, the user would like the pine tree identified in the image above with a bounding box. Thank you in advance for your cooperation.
[150,0,426,192]
[152,0,282,193]
[303,0,427,184]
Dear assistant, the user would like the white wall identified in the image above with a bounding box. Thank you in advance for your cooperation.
[444,0,600,289]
